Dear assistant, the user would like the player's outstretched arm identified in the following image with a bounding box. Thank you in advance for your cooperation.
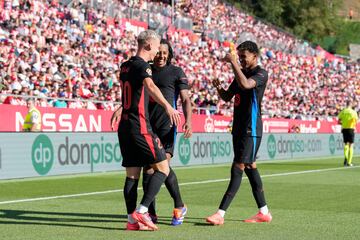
[212,78,234,102]
[143,77,181,127]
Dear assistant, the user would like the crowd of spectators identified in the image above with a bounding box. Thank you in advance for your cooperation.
[0,0,359,120]
[163,0,360,119]
[0,0,135,110]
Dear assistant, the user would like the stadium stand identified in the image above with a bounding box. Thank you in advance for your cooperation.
[0,0,359,120]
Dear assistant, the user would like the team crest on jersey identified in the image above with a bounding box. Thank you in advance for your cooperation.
[121,66,130,73]
[146,68,152,76]
[234,94,241,106]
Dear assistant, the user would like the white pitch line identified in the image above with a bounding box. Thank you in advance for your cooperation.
[0,166,358,205]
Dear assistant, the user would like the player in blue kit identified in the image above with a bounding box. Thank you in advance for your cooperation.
[206,41,272,225]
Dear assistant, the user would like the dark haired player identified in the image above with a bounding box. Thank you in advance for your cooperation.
[143,39,192,226]
[206,41,272,225]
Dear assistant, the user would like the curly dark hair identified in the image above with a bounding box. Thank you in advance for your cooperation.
[236,41,259,55]
[160,39,174,65]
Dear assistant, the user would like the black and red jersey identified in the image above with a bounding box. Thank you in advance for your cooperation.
[118,56,154,134]
[149,64,189,132]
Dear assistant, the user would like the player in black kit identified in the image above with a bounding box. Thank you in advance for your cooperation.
[112,39,192,227]
[114,30,181,231]
[206,41,272,225]
[143,39,192,226]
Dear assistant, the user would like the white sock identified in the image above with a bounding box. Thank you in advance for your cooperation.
[260,205,269,215]
[217,209,226,218]
[128,214,137,224]
[137,204,148,214]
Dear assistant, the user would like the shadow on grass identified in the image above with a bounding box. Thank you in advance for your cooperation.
[0,209,243,230]
[192,218,243,227]
[0,209,127,230]
[0,220,124,230]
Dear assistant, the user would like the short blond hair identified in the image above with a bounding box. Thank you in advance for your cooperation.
[137,30,160,46]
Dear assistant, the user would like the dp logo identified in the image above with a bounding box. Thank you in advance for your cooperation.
[267,134,276,159]
[178,135,191,165]
[32,134,54,175]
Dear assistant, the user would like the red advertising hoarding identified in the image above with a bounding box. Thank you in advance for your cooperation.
[0,104,111,132]
[1,104,359,133]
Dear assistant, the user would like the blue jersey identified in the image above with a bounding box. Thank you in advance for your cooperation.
[228,66,268,137]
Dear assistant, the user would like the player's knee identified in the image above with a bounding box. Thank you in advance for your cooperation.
[126,173,141,179]
[158,168,170,176]
[245,163,257,169]
[233,162,245,171]
[152,161,170,176]
[126,167,141,179]
[143,166,154,175]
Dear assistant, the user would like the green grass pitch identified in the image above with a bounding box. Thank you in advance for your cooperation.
[0,156,359,240]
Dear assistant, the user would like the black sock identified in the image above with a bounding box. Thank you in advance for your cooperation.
[140,170,167,207]
[245,168,267,208]
[219,165,243,211]
[142,172,156,215]
[123,177,139,214]
[165,168,184,208]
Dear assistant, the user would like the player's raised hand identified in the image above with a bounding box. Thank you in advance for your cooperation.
[223,52,238,64]
[212,78,222,90]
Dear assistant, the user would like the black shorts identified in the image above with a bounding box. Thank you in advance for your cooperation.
[342,129,355,144]
[118,132,167,167]
[155,126,177,157]
[233,135,262,163]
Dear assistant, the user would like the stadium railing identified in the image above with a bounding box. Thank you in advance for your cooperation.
[0,94,121,107]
